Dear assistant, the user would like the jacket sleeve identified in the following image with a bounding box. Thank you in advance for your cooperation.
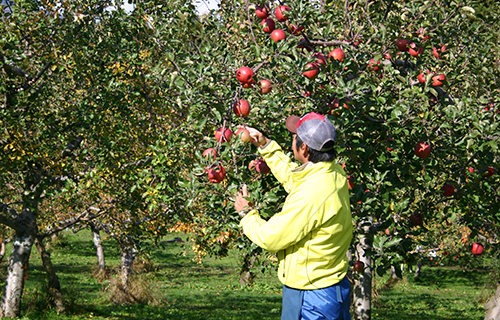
[259,140,298,193]
[240,190,321,253]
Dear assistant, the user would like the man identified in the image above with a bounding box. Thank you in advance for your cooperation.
[234,112,353,320]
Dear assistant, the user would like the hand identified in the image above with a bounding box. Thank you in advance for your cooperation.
[235,184,253,213]
[237,125,269,147]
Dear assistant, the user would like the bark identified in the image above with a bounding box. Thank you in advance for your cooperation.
[89,222,106,273]
[414,260,423,278]
[0,227,6,263]
[239,249,259,286]
[35,237,65,313]
[390,265,402,280]
[0,234,34,318]
[485,283,500,320]
[353,222,372,320]
[120,244,136,292]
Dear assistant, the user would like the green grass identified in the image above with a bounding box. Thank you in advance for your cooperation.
[372,266,493,320]
[4,230,494,320]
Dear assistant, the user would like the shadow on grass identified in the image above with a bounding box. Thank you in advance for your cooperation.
[373,266,490,320]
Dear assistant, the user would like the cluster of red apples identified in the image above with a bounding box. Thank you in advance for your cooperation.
[203,64,273,183]
[395,34,446,87]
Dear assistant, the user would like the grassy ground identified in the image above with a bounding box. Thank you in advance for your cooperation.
[7,229,494,320]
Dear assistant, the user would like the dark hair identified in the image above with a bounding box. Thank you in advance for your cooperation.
[295,135,337,163]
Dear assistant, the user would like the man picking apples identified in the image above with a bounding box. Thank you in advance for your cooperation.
[234,113,353,320]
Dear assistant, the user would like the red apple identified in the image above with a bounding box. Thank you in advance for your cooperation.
[442,184,454,197]
[353,260,365,272]
[313,52,326,66]
[207,165,226,183]
[236,66,254,84]
[255,159,270,174]
[396,39,410,52]
[259,79,272,94]
[328,48,345,62]
[414,142,431,159]
[383,53,392,60]
[472,242,484,255]
[347,176,355,190]
[288,24,304,36]
[202,148,217,160]
[432,74,446,86]
[432,47,440,59]
[255,4,269,19]
[235,128,251,143]
[248,159,257,170]
[409,212,423,227]
[303,63,319,79]
[215,127,233,143]
[261,18,275,33]
[417,72,426,84]
[484,167,495,177]
[233,99,250,118]
[367,58,381,71]
[408,43,423,57]
[275,5,290,22]
[271,29,286,42]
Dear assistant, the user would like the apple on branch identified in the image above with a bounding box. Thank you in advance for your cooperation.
[236,66,254,84]
[472,242,484,255]
[303,63,319,79]
[414,142,431,159]
[255,4,269,20]
[396,39,410,52]
[442,184,455,197]
[215,127,233,143]
[202,148,217,160]
[275,5,290,22]
[409,212,423,227]
[235,128,251,143]
[233,99,250,118]
[261,18,275,33]
[259,79,272,94]
[207,164,226,183]
[328,48,344,62]
[271,29,286,42]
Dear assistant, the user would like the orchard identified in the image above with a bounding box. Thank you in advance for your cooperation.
[0,0,499,319]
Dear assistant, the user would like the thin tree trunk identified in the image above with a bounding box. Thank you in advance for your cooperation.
[0,233,34,318]
[239,249,259,286]
[120,244,136,292]
[353,222,372,320]
[414,260,423,278]
[89,222,105,273]
[35,237,65,313]
[0,227,6,263]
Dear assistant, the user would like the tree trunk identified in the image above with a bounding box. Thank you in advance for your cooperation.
[0,227,6,263]
[89,223,106,273]
[414,260,423,278]
[120,244,136,292]
[239,249,259,286]
[0,233,34,318]
[484,283,500,320]
[353,222,372,320]
[35,237,65,314]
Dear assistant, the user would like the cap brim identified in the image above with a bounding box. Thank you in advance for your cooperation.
[286,115,300,133]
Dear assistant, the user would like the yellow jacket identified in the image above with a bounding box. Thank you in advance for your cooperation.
[241,140,353,290]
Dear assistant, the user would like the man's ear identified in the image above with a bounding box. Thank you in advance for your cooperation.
[301,143,310,159]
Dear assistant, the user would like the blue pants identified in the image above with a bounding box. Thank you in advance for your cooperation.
[281,276,351,320]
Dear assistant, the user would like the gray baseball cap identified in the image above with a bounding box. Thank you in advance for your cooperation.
[286,112,336,151]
